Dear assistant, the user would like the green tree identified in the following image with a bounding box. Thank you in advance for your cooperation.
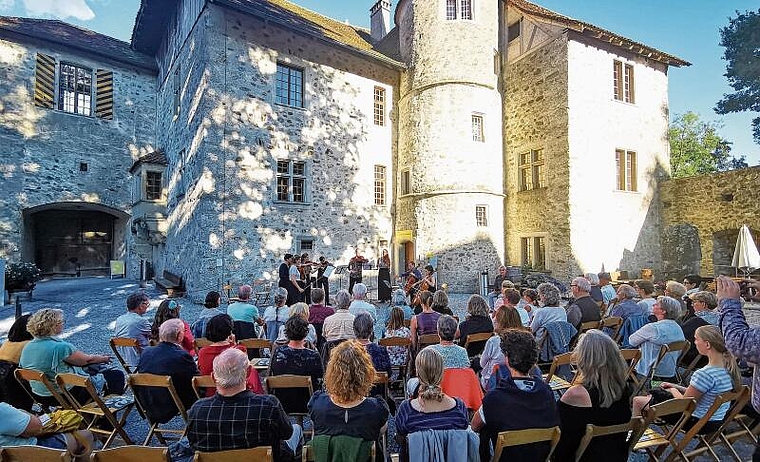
[715,9,760,144]
[669,112,747,178]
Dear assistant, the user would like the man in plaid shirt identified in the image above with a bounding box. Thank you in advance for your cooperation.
[187,348,302,461]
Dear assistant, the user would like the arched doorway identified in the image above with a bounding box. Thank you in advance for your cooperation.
[23,202,130,277]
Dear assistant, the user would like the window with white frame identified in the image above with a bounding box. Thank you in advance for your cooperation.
[373,86,386,126]
[275,62,304,108]
[521,236,546,269]
[374,165,386,205]
[615,149,637,191]
[460,0,473,20]
[276,160,307,203]
[446,0,472,20]
[400,169,411,196]
[472,114,484,142]
[475,205,488,227]
[613,60,635,103]
[518,149,545,191]
[58,63,92,115]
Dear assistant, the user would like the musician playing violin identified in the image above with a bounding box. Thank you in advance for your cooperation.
[316,256,333,304]
[300,252,315,304]
[288,254,305,305]
[348,247,368,295]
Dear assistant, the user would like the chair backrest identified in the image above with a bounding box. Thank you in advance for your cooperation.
[109,337,141,373]
[193,447,273,462]
[320,339,347,371]
[233,321,258,341]
[14,368,71,410]
[600,316,623,341]
[463,332,494,356]
[55,372,100,408]
[378,337,412,348]
[619,349,642,383]
[578,321,601,333]
[373,371,390,400]
[574,417,644,462]
[544,352,574,384]
[642,397,696,444]
[193,338,212,356]
[418,333,440,348]
[265,374,313,415]
[0,446,71,462]
[650,340,690,383]
[191,375,216,400]
[672,387,745,454]
[492,426,561,462]
[441,368,483,411]
[239,338,273,352]
[90,446,169,462]
[128,373,188,423]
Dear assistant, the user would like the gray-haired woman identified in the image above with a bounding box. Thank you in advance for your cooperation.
[530,283,567,334]
[427,315,470,369]
[629,296,685,381]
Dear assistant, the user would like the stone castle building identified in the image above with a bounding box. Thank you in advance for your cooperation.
[0,0,693,294]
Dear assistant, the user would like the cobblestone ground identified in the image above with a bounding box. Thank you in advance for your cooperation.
[1,278,757,459]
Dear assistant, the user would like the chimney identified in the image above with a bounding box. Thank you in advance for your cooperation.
[370,0,391,41]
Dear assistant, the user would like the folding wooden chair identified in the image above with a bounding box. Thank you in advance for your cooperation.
[109,338,142,374]
[543,352,575,385]
[239,338,273,359]
[193,338,212,357]
[194,447,272,462]
[14,368,71,412]
[128,373,188,445]
[90,446,169,462]
[191,374,216,399]
[56,373,134,448]
[0,446,70,462]
[579,321,601,334]
[668,387,749,462]
[417,334,440,349]
[378,337,411,390]
[574,417,645,462]
[635,340,690,395]
[463,332,494,357]
[721,397,760,456]
[600,316,623,342]
[492,426,561,462]
[619,349,642,386]
[265,375,314,438]
[633,398,696,460]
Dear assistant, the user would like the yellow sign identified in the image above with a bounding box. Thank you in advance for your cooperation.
[396,230,414,241]
[110,260,125,278]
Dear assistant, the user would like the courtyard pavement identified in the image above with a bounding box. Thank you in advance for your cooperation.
[1,277,757,459]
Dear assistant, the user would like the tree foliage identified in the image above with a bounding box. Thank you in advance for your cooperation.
[715,9,760,144]
[669,112,747,178]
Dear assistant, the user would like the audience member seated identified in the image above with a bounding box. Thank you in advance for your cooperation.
[481,307,525,390]
[681,291,720,368]
[270,316,324,400]
[277,302,317,345]
[409,291,440,350]
[0,314,33,410]
[665,280,688,316]
[308,288,334,325]
[197,314,263,397]
[384,307,411,379]
[635,279,657,315]
[487,266,508,309]
[598,272,616,305]
[566,277,601,330]
[521,288,538,321]
[493,280,516,311]
[494,288,529,328]
[186,348,301,462]
[308,341,389,461]
[395,348,469,458]
[391,289,414,321]
[530,283,567,334]
[431,290,454,316]
[150,300,195,356]
[633,325,741,435]
[584,273,604,303]
[349,283,377,320]
[608,284,646,321]
[425,315,470,370]
[322,290,356,342]
[20,308,124,404]
[629,296,685,382]
[554,330,632,462]
[227,284,262,336]
[458,295,494,356]
[113,291,152,369]
[191,291,224,339]
[354,313,392,381]
[0,401,93,458]
[137,319,199,423]
[264,288,290,343]
[471,329,559,462]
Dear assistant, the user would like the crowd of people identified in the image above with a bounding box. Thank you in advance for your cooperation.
[0,268,758,462]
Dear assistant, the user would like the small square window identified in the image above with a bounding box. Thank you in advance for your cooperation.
[79,162,88,172]
[476,205,488,227]
[275,160,308,203]
[472,114,484,142]
[299,239,314,251]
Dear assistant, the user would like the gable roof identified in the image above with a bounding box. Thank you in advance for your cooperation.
[509,0,690,67]
[0,16,156,72]
[131,0,404,68]
[129,150,168,173]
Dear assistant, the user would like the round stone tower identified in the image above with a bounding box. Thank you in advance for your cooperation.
[394,0,505,291]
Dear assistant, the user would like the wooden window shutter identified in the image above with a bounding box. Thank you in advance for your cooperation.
[34,53,56,109]
[95,69,114,120]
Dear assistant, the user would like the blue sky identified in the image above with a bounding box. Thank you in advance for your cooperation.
[3,0,758,164]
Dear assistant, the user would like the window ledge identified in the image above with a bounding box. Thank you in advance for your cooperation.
[613,189,640,195]
[274,102,307,111]
[612,99,636,107]
[273,200,311,207]
[52,108,95,119]
[517,187,548,194]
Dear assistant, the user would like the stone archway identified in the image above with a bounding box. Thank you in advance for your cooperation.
[22,202,130,276]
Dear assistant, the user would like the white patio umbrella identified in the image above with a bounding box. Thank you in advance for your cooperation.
[731,224,760,278]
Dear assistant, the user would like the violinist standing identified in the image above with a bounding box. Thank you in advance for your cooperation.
[317,256,332,304]
[300,253,315,304]
[348,248,368,295]
[288,255,305,305]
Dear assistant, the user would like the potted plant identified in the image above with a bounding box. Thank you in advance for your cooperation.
[5,262,41,293]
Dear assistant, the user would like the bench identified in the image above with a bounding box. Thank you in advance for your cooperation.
[154,270,185,297]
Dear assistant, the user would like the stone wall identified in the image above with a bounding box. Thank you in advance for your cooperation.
[0,36,156,273]
[155,5,399,295]
[660,166,760,278]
